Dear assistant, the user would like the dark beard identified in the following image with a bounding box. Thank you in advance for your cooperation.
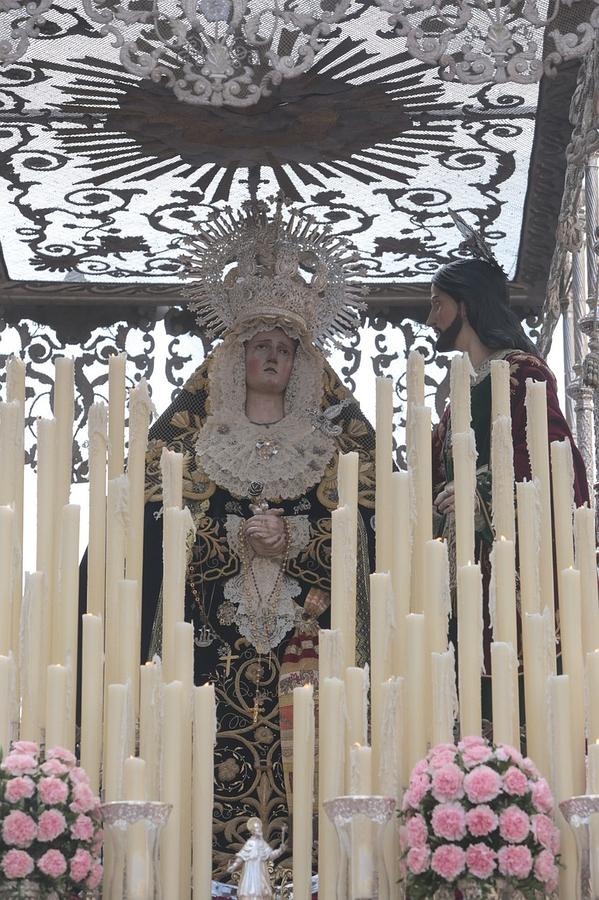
[435,311,464,352]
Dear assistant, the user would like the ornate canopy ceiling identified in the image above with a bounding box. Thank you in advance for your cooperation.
[0,2,583,336]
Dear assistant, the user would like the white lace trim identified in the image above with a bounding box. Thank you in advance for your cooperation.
[223,514,311,653]
[196,328,335,500]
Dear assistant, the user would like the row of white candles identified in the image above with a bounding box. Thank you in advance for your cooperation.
[0,348,597,899]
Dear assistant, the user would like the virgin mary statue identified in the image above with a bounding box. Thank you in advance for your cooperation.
[140,197,376,877]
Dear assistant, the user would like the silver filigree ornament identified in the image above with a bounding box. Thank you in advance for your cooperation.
[373,0,599,85]
[82,0,353,107]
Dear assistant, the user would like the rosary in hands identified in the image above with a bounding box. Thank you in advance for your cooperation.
[244,508,287,557]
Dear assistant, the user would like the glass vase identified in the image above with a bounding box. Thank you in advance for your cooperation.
[560,795,599,900]
[100,800,172,900]
[323,795,396,900]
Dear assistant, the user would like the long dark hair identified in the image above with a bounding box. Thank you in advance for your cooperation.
[432,259,539,357]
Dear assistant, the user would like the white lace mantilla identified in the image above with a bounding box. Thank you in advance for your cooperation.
[223,515,311,653]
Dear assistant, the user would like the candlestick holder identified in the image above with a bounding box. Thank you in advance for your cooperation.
[323,795,396,900]
[560,795,599,900]
[100,801,172,900]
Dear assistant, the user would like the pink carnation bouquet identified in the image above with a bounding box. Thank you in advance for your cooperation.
[400,737,560,899]
[0,743,103,896]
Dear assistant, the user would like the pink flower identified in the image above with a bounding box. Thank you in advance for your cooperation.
[502,766,529,797]
[431,844,466,882]
[38,777,69,806]
[2,753,37,776]
[69,766,91,785]
[407,846,430,875]
[459,735,486,749]
[463,765,502,804]
[465,843,497,879]
[534,848,559,884]
[431,763,465,803]
[46,746,76,766]
[531,778,554,814]
[92,828,104,857]
[532,814,558,851]
[86,861,103,890]
[499,744,524,765]
[406,814,428,848]
[2,811,37,847]
[38,810,66,842]
[412,759,429,777]
[41,758,69,777]
[11,741,38,756]
[71,814,95,842]
[70,848,92,883]
[497,845,533,880]
[429,745,457,768]
[499,806,530,843]
[522,756,540,777]
[462,744,493,767]
[431,803,467,841]
[70,781,96,814]
[466,805,498,837]
[403,774,431,810]
[4,776,35,803]
[1,849,34,879]
[37,849,67,878]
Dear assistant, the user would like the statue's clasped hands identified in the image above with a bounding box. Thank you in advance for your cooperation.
[434,483,455,516]
[245,509,287,558]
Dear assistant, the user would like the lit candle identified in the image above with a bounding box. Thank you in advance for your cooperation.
[161,447,183,510]
[192,683,216,900]
[452,430,476,569]
[549,674,577,899]
[292,684,315,900]
[525,380,555,647]
[80,614,104,796]
[0,506,14,656]
[575,505,599,654]
[375,376,394,573]
[87,403,108,619]
[431,646,457,748]
[490,358,510,422]
[406,613,427,770]
[370,572,393,791]
[515,480,541,616]
[161,681,183,898]
[19,572,44,743]
[140,659,162,800]
[450,353,472,434]
[108,352,126,479]
[558,568,586,794]
[457,564,483,738]
[391,471,411,674]
[318,677,345,900]
[409,405,432,611]
[331,505,355,671]
[490,642,518,748]
[45,664,68,751]
[491,415,515,543]
[522,611,552,778]
[550,440,575,574]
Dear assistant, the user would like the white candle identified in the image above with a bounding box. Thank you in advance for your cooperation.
[5,362,24,662]
[140,659,162,800]
[55,504,80,751]
[318,677,345,900]
[409,405,432,612]
[87,403,108,619]
[489,539,519,739]
[558,567,586,794]
[45,664,68,751]
[36,417,56,713]
[318,629,344,680]
[525,380,555,645]
[522,611,552,778]
[337,452,358,668]
[431,645,458,748]
[457,564,483,738]
[587,742,599,895]
[450,353,472,433]
[117,579,139,750]
[406,614,427,770]
[161,447,183,510]
[192,683,216,900]
[105,476,128,689]
[162,507,194,683]
[104,682,129,802]
[344,666,368,791]
[549,675,577,899]
[161,681,183,898]
[19,572,44,743]
[53,356,74,509]
[108,352,126,479]
[375,376,394,573]
[349,742,372,793]
[330,504,355,671]
[491,415,515,543]
[550,440,575,574]
[0,400,19,507]
[0,654,13,755]
[379,676,405,801]
[349,744,373,900]
[515,480,541,616]
[175,622,194,900]
[391,471,411,674]
[80,614,104,796]
[423,539,450,655]
[490,358,510,422]
[406,350,425,467]
[575,505,599,654]
[293,684,315,900]
[452,430,476,569]
[370,572,393,791]
[124,757,149,900]
[490,642,518,748]
[0,506,14,656]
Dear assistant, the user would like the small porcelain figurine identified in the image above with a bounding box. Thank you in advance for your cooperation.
[227,817,287,900]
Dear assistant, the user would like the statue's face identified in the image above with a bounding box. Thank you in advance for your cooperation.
[249,820,262,836]
[426,285,464,352]
[245,327,297,397]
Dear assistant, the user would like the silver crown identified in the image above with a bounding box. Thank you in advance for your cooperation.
[179,196,367,348]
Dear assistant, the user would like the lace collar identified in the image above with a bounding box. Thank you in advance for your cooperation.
[471,349,513,387]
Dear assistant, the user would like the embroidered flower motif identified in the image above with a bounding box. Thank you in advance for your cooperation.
[217,758,240,783]
[254,726,274,745]
[217,601,236,627]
